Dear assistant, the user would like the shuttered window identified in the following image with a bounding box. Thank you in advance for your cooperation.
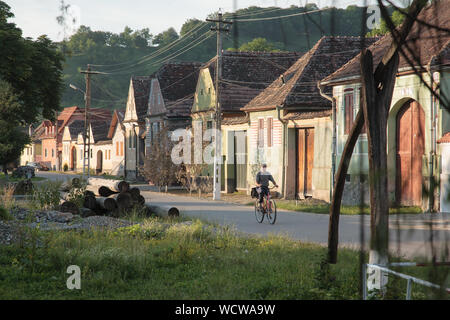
[359,87,366,134]
[120,142,124,156]
[267,117,273,147]
[344,92,354,134]
[258,118,264,148]
[116,142,119,156]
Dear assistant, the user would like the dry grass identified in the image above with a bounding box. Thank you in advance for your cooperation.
[0,184,16,210]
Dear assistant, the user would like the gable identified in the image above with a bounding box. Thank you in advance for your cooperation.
[124,80,137,121]
[192,68,216,113]
[62,127,71,141]
[147,79,166,116]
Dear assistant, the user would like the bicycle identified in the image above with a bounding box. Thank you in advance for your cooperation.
[254,186,277,225]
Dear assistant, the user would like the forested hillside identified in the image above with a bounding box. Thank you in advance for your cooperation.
[62,4,394,110]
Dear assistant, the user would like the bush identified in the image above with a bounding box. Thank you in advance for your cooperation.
[31,181,62,210]
[0,206,12,221]
[63,163,68,172]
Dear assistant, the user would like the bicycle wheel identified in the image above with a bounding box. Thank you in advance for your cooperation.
[254,200,264,223]
[266,199,277,225]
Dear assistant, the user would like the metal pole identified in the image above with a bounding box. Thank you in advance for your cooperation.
[362,263,368,300]
[406,278,412,300]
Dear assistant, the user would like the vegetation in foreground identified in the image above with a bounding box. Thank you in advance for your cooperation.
[0,217,446,300]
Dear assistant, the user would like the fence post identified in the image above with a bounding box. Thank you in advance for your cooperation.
[406,278,412,300]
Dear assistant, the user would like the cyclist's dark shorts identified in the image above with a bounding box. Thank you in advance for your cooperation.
[259,186,269,203]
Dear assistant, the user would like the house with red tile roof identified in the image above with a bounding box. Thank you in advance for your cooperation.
[320,0,450,210]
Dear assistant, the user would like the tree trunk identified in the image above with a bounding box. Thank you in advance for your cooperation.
[59,201,79,215]
[83,195,97,210]
[129,187,141,201]
[109,192,132,210]
[88,177,129,193]
[144,204,180,218]
[99,186,118,197]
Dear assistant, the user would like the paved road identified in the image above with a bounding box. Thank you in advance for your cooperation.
[37,172,450,259]
[143,191,450,260]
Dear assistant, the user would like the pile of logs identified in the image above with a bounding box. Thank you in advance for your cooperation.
[59,177,179,218]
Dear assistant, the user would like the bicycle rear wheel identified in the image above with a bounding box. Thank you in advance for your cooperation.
[266,199,277,225]
[254,200,264,223]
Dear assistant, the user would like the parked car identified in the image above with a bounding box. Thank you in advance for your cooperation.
[27,162,49,171]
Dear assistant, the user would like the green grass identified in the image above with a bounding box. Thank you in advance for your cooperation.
[0,218,446,300]
[265,201,423,215]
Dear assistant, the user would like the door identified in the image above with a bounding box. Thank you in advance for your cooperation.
[396,100,425,206]
[234,131,247,189]
[71,147,77,170]
[97,150,103,174]
[297,128,314,198]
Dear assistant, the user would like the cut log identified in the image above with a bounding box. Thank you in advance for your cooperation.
[99,186,118,197]
[129,187,141,200]
[84,190,95,198]
[83,195,97,210]
[144,204,180,218]
[85,185,100,196]
[135,195,145,206]
[96,197,118,211]
[109,192,132,210]
[88,177,130,193]
[59,201,79,215]
[79,207,95,218]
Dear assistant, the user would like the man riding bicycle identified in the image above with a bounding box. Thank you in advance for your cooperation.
[255,164,278,212]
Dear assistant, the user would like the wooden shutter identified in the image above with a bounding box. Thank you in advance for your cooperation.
[344,93,354,134]
[359,87,366,133]
[267,118,273,147]
[258,118,264,148]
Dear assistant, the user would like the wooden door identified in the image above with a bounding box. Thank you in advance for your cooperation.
[396,100,425,206]
[297,128,315,198]
[71,147,77,170]
[96,150,103,174]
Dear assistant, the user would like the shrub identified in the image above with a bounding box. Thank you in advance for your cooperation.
[0,184,16,210]
[31,181,62,210]
[63,163,68,172]
[0,205,12,221]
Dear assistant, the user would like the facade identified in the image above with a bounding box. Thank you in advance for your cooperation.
[320,1,450,209]
[62,120,85,171]
[191,51,303,192]
[109,110,126,176]
[145,62,202,154]
[242,36,378,201]
[20,124,44,166]
[123,76,151,179]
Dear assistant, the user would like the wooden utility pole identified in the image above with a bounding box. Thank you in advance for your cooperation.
[80,65,104,179]
[206,12,232,201]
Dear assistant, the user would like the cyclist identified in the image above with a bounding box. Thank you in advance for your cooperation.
[255,164,278,212]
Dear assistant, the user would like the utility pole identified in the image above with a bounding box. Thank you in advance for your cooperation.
[80,65,103,179]
[206,11,232,201]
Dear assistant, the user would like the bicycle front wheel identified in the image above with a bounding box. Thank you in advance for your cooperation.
[255,200,264,223]
[266,199,277,225]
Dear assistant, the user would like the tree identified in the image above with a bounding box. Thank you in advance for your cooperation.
[367,10,405,36]
[180,19,203,37]
[0,81,29,174]
[153,27,179,47]
[229,37,280,52]
[0,1,64,123]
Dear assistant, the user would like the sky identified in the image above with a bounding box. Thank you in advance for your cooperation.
[7,0,401,41]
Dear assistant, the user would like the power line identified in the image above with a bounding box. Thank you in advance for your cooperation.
[234,7,332,22]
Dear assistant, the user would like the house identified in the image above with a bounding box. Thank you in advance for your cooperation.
[20,124,44,166]
[191,51,303,192]
[62,120,85,171]
[320,0,450,210]
[108,109,126,176]
[123,76,152,179]
[242,36,379,201]
[145,62,202,153]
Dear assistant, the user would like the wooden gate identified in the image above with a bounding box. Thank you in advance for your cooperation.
[297,128,315,198]
[396,100,425,206]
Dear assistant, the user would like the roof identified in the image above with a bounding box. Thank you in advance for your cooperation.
[107,109,125,139]
[283,109,332,121]
[149,62,203,118]
[242,36,379,111]
[91,114,112,143]
[222,114,249,126]
[438,132,450,144]
[65,120,85,140]
[321,1,450,85]
[57,106,79,134]
[202,51,303,113]
[131,76,152,120]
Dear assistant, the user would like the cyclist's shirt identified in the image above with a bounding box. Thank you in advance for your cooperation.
[256,171,276,187]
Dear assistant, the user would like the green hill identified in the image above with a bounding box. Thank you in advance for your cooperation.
[61,4,393,110]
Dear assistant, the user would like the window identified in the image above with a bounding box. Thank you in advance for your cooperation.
[267,117,273,147]
[80,149,83,160]
[206,121,213,130]
[200,89,204,95]
[52,149,54,157]
[120,142,124,156]
[358,87,366,134]
[109,150,111,159]
[90,149,93,158]
[257,118,264,148]
[45,149,48,157]
[344,91,354,135]
[116,142,119,156]
[158,94,161,104]
[105,151,107,160]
